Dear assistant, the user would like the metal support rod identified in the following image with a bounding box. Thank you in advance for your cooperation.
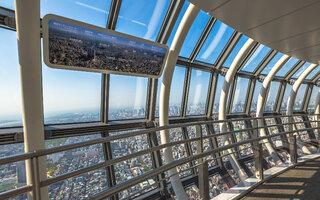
[218,38,255,182]
[315,89,320,145]
[256,55,289,165]
[286,63,317,154]
[159,3,200,199]
[289,135,298,164]
[14,0,48,199]
[253,143,264,180]
[198,160,209,200]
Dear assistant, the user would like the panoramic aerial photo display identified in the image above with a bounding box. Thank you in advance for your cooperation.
[47,19,167,77]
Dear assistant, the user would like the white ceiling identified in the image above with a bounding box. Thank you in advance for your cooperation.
[188,0,320,64]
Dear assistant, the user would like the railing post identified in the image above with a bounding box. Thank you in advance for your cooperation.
[253,143,264,180]
[290,135,298,164]
[198,160,209,200]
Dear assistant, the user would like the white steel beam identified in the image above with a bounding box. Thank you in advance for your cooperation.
[15,0,48,199]
[159,3,200,199]
[286,63,317,154]
[219,38,255,182]
[256,55,290,165]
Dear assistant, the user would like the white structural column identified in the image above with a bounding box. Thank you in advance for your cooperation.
[15,0,48,199]
[256,55,289,165]
[286,63,317,154]
[219,38,255,182]
[159,4,199,200]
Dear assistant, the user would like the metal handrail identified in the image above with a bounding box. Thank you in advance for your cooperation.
[0,114,319,199]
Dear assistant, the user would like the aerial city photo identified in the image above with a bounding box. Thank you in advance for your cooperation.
[47,19,167,77]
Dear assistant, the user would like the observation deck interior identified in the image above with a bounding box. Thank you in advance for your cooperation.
[1,0,320,200]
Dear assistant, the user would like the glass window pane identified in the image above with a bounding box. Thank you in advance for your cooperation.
[223,35,249,68]
[179,11,210,58]
[292,62,311,78]
[308,86,319,111]
[212,74,227,114]
[231,77,249,113]
[250,81,262,113]
[260,52,284,75]
[281,83,293,111]
[196,20,234,64]
[186,69,210,115]
[116,0,171,41]
[156,66,185,117]
[276,57,299,77]
[241,44,271,72]
[306,66,320,80]
[0,29,23,127]
[109,75,148,120]
[42,66,101,124]
[166,1,189,47]
[293,84,307,111]
[0,0,14,9]
[265,82,280,112]
[41,0,111,27]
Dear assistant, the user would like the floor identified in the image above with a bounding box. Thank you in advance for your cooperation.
[242,158,320,200]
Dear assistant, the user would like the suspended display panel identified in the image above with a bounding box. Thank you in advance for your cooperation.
[43,15,168,78]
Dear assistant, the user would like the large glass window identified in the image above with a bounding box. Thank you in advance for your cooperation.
[41,0,111,27]
[280,83,293,111]
[276,57,299,77]
[179,11,210,58]
[212,74,224,114]
[306,66,320,80]
[265,82,280,112]
[109,75,148,120]
[196,20,234,64]
[186,69,210,115]
[223,35,249,68]
[250,81,262,113]
[156,66,186,117]
[231,77,249,113]
[260,52,284,75]
[293,84,307,111]
[0,29,23,127]
[166,1,189,47]
[241,44,271,72]
[116,0,171,41]
[292,62,311,79]
[308,86,319,111]
[42,67,101,124]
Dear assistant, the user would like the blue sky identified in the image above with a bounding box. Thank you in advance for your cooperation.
[0,0,318,122]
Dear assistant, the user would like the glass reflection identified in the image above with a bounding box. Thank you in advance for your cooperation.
[308,86,319,111]
[0,0,14,10]
[179,11,210,58]
[116,0,171,41]
[276,57,299,77]
[250,81,262,113]
[231,77,249,113]
[260,52,284,75]
[196,20,234,64]
[212,74,225,114]
[265,82,280,112]
[41,0,111,27]
[156,66,186,117]
[223,35,249,68]
[186,69,210,115]
[281,83,293,111]
[293,84,307,111]
[306,66,320,80]
[292,62,311,78]
[166,1,189,47]
[109,75,147,120]
[241,44,270,72]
